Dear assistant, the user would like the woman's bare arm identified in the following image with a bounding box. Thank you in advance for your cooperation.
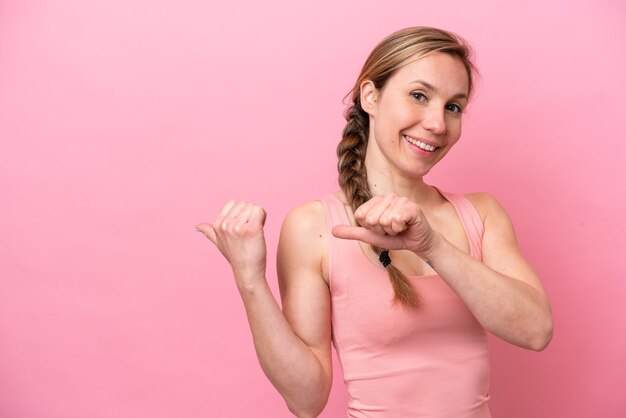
[421,192,553,351]
[274,201,332,416]
[196,201,331,417]
[332,192,553,351]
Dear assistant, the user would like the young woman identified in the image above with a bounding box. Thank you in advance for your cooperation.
[196,27,553,418]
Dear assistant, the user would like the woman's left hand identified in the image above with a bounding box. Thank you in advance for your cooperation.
[332,193,440,257]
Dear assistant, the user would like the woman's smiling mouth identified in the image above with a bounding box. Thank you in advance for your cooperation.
[403,135,440,152]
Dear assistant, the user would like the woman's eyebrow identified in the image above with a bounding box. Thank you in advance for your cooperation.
[410,79,468,100]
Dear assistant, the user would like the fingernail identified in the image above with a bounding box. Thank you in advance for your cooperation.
[194,227,202,232]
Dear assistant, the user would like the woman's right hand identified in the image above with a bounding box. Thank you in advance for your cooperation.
[195,200,268,289]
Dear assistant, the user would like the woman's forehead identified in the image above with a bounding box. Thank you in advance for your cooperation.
[390,53,469,93]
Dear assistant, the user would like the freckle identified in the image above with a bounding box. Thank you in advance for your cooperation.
[319,234,323,237]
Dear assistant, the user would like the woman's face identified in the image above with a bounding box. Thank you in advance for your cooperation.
[362,52,470,178]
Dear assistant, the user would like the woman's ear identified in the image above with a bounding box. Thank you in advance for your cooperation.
[360,80,379,115]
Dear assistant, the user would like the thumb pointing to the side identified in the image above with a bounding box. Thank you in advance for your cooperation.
[195,223,217,245]
[333,224,396,249]
[333,225,383,244]
[332,224,361,240]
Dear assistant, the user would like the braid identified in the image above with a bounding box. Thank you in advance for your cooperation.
[337,104,371,209]
[337,102,420,308]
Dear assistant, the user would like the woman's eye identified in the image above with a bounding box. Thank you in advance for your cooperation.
[446,103,463,114]
[411,92,428,102]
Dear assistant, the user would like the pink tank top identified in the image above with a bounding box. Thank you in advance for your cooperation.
[319,189,491,418]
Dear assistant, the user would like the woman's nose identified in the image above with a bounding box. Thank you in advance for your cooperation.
[421,106,447,135]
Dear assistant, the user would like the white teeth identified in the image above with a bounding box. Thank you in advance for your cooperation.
[404,135,437,152]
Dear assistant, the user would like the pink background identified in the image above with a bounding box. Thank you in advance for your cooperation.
[1,0,625,417]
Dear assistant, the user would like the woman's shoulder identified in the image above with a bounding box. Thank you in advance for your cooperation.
[282,191,347,229]
[462,191,513,229]
[279,198,331,284]
[280,198,329,241]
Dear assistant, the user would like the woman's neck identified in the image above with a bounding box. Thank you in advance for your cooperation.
[365,162,438,207]
[362,130,443,207]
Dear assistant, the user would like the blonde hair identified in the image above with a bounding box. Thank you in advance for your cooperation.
[337,27,478,308]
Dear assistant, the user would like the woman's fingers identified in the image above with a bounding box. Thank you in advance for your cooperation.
[355,194,393,235]
[195,222,217,244]
[233,203,254,232]
[223,200,247,223]
[384,197,414,235]
[215,200,237,224]
[213,201,245,236]
[356,194,416,236]
[226,203,265,237]
[354,195,386,220]
[249,205,267,228]
[196,200,269,283]
[390,212,410,234]
[197,200,267,239]
[197,200,250,245]
[335,194,435,254]
[332,225,396,249]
